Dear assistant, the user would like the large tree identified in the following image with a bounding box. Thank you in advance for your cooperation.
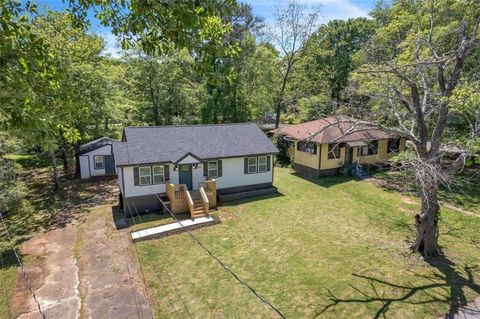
[127,49,202,126]
[353,0,479,257]
[267,1,321,128]
[67,0,234,58]
[1,2,71,190]
[309,18,376,101]
[200,2,264,123]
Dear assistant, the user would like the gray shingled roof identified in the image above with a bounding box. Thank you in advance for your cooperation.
[112,123,279,166]
[79,137,116,155]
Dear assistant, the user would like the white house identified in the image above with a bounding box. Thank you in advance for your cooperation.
[79,137,116,179]
[112,123,279,216]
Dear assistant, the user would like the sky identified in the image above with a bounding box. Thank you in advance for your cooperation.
[34,0,377,56]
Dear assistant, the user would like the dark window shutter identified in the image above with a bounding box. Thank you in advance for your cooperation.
[218,160,222,177]
[164,164,170,181]
[267,156,271,171]
[133,167,139,186]
[297,142,300,151]
[313,144,317,154]
[203,161,208,176]
[244,158,248,174]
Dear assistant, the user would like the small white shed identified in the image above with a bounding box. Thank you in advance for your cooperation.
[79,137,116,179]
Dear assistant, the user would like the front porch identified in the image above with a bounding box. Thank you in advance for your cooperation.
[164,179,217,219]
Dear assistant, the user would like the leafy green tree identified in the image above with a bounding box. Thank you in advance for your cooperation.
[200,3,263,123]
[1,2,71,190]
[308,18,375,101]
[242,43,280,121]
[67,0,235,58]
[266,1,321,128]
[352,0,480,257]
[127,49,202,126]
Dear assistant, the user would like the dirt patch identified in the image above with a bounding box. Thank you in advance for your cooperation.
[11,223,81,319]
[77,205,152,318]
[400,195,417,205]
[441,202,480,218]
[399,207,415,215]
[218,208,239,222]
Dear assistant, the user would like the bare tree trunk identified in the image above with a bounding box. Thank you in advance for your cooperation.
[60,146,68,175]
[411,184,440,257]
[50,150,60,192]
[74,142,81,178]
[275,74,289,129]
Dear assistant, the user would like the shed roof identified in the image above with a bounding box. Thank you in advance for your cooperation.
[276,116,395,144]
[79,137,116,155]
[113,123,279,166]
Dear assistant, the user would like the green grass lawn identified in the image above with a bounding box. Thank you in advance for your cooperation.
[136,167,480,318]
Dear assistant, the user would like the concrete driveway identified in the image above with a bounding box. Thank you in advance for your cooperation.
[11,178,152,319]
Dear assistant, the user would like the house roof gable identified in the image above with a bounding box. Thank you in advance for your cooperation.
[277,116,396,144]
[113,123,279,166]
[79,137,116,155]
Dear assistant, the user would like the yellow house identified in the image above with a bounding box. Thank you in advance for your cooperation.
[278,116,407,177]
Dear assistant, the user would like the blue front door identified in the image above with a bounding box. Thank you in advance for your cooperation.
[104,155,115,174]
[179,164,193,190]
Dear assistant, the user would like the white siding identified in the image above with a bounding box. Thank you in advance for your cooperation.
[79,155,90,179]
[121,157,274,197]
[89,145,112,177]
[123,165,169,197]
[80,145,112,178]
[192,163,205,189]
[214,157,273,189]
[117,167,124,194]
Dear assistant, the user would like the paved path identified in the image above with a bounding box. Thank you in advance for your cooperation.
[13,223,81,319]
[131,215,215,241]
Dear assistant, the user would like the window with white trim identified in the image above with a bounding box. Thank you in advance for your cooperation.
[152,165,164,184]
[258,156,267,172]
[208,161,218,178]
[94,155,104,169]
[139,166,152,185]
[248,157,257,174]
[359,141,378,156]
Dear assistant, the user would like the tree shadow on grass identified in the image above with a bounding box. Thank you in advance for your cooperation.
[3,165,118,248]
[0,249,18,269]
[314,255,480,319]
[291,172,356,188]
[372,168,480,214]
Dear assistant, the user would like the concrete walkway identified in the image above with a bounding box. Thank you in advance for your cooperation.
[131,216,216,241]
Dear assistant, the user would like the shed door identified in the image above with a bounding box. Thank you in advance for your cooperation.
[104,155,115,174]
